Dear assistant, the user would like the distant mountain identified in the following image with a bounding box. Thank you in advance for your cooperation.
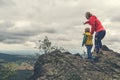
[29,45,120,80]
[0,52,36,63]
[0,50,38,55]
[0,52,36,80]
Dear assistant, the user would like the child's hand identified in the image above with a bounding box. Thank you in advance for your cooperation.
[83,33,85,35]
[82,44,84,47]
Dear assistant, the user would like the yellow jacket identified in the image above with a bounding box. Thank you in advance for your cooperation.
[82,32,93,46]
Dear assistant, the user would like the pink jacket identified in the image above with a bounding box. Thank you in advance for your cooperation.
[85,15,105,34]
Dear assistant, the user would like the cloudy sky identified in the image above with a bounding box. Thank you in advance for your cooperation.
[0,0,120,53]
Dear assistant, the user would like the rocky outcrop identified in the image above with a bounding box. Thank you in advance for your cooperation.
[102,45,112,51]
[30,46,120,80]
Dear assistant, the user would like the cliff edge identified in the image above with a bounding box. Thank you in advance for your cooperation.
[30,45,120,80]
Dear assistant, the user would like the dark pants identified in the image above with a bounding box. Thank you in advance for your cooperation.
[86,45,93,59]
[95,30,106,53]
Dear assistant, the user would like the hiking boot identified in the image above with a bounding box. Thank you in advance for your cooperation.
[98,48,103,54]
[98,51,103,54]
[92,51,96,55]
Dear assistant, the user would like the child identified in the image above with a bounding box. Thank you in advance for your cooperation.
[82,27,93,59]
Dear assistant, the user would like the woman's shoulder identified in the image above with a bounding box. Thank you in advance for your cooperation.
[90,15,97,20]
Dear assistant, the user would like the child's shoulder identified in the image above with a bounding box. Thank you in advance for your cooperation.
[85,32,92,36]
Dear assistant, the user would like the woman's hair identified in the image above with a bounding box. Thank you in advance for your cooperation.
[85,12,92,19]
[85,27,90,32]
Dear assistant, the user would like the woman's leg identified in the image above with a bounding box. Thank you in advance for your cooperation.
[95,34,99,53]
[95,30,106,53]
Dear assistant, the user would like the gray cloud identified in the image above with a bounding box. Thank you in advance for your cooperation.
[0,20,58,44]
[0,0,14,8]
[0,0,9,6]
[0,0,6,6]
[0,0,119,52]
[111,15,120,22]
[44,29,56,33]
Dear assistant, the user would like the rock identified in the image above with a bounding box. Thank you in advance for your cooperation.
[102,45,112,51]
[29,46,120,80]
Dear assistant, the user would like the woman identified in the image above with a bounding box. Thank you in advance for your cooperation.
[84,12,106,54]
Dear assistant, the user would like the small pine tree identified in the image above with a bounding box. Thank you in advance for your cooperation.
[36,36,66,54]
[38,36,51,54]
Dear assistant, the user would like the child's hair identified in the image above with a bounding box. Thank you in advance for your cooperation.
[85,27,90,32]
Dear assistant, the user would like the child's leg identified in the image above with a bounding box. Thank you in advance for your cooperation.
[86,45,92,59]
